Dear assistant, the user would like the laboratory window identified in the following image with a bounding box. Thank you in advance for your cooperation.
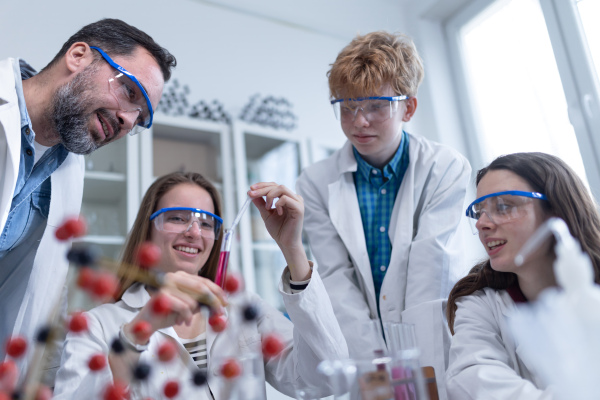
[446,0,600,199]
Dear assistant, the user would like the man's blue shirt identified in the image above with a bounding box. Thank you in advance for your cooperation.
[0,59,68,258]
[353,131,410,308]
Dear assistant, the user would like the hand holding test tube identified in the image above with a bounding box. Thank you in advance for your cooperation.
[215,196,252,288]
[215,183,311,288]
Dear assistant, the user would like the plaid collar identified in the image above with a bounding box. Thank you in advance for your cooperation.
[353,131,408,183]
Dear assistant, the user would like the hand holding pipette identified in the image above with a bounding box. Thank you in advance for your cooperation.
[248,182,311,282]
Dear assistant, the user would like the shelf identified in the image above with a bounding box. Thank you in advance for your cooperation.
[235,120,298,141]
[75,235,126,245]
[84,170,126,182]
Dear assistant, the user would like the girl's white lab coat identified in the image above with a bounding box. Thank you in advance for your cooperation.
[53,268,348,399]
[446,288,554,399]
[296,134,471,399]
[0,58,85,381]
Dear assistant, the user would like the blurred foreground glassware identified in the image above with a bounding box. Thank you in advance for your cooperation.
[295,385,326,400]
[384,322,432,400]
[318,355,430,400]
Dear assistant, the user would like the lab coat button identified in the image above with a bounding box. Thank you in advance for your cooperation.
[382,295,387,300]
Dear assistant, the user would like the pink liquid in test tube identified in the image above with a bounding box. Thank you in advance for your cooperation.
[215,250,230,289]
[215,197,252,289]
[215,230,233,288]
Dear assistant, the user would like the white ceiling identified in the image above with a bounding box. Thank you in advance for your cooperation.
[194,0,412,41]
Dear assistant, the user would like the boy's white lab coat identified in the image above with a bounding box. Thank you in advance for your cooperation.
[53,269,348,400]
[446,288,554,399]
[296,134,471,399]
[0,57,85,380]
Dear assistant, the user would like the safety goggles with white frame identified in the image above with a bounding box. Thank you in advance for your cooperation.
[465,190,548,234]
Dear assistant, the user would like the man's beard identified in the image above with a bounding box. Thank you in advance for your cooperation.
[49,64,120,155]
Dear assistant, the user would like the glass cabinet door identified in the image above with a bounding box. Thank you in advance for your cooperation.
[232,121,308,311]
[79,134,139,260]
[145,114,235,229]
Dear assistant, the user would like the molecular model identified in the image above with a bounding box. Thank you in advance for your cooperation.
[238,94,297,131]
[0,216,284,400]
[157,79,231,124]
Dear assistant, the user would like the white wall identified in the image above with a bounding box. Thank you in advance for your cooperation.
[396,0,473,159]
[0,0,416,150]
[1,0,483,296]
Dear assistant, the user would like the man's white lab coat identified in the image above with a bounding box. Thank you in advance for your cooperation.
[0,57,85,382]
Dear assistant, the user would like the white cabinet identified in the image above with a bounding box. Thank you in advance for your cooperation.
[232,121,309,310]
[143,114,235,226]
[79,134,140,260]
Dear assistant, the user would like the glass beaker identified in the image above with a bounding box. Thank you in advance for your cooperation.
[317,359,357,400]
[383,322,429,400]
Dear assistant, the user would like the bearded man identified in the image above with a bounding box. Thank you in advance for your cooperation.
[0,18,176,386]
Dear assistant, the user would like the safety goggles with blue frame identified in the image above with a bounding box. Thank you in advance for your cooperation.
[150,207,223,239]
[331,96,408,122]
[90,46,154,136]
[465,190,548,234]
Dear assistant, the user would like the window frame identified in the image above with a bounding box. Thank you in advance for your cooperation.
[444,0,600,199]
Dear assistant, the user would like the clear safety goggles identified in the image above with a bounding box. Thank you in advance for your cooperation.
[331,96,408,123]
[90,46,154,136]
[465,190,548,234]
[150,207,223,239]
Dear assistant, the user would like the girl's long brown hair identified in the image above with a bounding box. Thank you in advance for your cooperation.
[115,172,224,299]
[447,152,600,334]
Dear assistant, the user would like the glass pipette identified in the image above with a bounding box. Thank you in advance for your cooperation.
[215,196,253,288]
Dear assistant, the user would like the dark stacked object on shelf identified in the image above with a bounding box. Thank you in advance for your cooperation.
[239,94,297,131]
[157,81,297,130]
[157,79,231,123]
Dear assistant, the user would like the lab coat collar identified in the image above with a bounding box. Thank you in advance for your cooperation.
[12,58,33,132]
[0,58,18,106]
[120,282,152,308]
[488,288,520,319]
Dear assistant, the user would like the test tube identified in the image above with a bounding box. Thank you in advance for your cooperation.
[215,197,253,288]
[215,229,233,288]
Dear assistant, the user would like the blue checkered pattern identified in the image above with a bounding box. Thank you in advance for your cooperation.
[353,131,410,307]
